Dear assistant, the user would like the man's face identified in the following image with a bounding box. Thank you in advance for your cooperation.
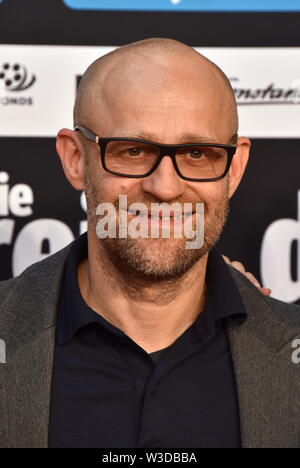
[82,54,234,280]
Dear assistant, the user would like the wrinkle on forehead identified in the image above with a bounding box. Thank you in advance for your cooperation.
[74,38,238,141]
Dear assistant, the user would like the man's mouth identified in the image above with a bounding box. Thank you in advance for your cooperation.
[126,209,194,221]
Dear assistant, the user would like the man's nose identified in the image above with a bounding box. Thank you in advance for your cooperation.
[141,155,186,201]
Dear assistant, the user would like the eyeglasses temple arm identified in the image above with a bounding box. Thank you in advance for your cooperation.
[74,124,99,144]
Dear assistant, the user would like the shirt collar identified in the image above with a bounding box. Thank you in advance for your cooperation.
[57,232,247,345]
[191,247,247,345]
[57,232,126,344]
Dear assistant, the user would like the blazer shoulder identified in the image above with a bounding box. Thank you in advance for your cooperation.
[265,295,300,328]
[0,242,72,302]
[229,266,300,329]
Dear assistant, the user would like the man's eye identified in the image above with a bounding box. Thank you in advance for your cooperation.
[128,147,142,156]
[189,150,203,159]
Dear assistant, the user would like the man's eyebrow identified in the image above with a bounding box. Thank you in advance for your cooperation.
[177,133,219,144]
[117,132,229,144]
[175,133,238,145]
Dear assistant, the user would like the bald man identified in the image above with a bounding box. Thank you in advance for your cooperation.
[0,38,299,449]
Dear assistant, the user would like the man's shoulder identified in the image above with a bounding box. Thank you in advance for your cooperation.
[265,294,300,327]
[0,241,74,346]
[229,266,300,330]
[0,242,72,305]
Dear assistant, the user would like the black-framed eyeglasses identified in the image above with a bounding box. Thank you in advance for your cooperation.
[74,124,237,182]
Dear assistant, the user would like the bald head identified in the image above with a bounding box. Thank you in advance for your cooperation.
[74,38,238,143]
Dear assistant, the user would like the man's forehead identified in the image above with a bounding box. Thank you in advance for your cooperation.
[93,86,232,143]
[98,70,227,120]
[91,47,224,107]
[90,82,234,144]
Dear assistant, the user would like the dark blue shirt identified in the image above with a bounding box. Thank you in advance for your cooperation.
[48,233,247,448]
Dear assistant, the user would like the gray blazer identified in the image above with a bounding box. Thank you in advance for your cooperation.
[0,244,300,448]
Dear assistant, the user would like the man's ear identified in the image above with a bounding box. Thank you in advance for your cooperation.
[56,128,86,190]
[228,136,251,199]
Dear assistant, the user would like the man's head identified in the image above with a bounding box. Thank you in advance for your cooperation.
[57,38,250,282]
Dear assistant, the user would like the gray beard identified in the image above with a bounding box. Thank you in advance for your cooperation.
[84,165,229,299]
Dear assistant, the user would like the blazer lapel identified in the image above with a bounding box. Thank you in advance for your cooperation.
[1,327,56,447]
[228,268,300,448]
[0,244,71,448]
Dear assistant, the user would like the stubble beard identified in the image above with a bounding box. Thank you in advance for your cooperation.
[84,167,229,285]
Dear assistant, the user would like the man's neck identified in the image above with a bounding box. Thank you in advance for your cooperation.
[77,237,208,354]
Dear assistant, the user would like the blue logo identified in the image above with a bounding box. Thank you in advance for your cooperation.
[63,0,300,12]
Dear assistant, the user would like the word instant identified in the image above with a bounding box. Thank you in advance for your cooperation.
[101,452,198,464]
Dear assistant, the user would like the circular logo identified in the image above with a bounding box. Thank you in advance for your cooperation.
[0,63,36,91]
